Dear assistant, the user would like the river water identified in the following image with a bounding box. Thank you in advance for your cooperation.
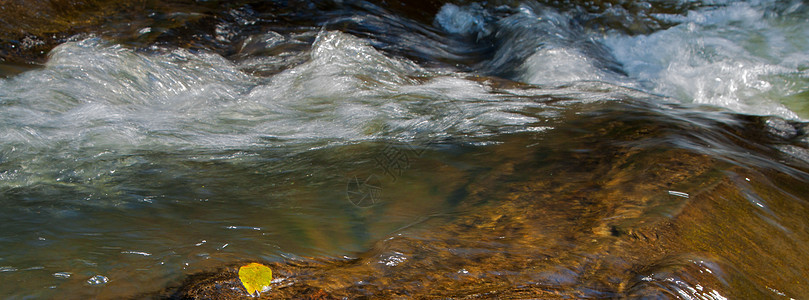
[1,0,808,298]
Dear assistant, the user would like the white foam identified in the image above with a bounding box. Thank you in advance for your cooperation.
[520,48,605,84]
[476,3,626,87]
[434,3,488,37]
[0,31,573,161]
[603,0,809,120]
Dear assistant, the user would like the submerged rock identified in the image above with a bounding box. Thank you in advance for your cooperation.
[161,102,809,299]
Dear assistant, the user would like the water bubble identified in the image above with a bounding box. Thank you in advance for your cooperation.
[86,275,109,285]
[378,251,407,267]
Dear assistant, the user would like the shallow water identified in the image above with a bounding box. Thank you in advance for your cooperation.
[1,0,809,298]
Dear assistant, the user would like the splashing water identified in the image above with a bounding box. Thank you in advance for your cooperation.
[602,0,809,119]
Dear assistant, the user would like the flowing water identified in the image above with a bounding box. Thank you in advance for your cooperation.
[1,0,809,298]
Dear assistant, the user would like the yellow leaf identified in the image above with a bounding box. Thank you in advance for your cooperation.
[238,263,273,296]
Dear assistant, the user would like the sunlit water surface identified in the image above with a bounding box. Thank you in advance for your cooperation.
[1,0,809,298]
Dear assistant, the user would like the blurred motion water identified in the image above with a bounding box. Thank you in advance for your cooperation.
[1,0,809,298]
